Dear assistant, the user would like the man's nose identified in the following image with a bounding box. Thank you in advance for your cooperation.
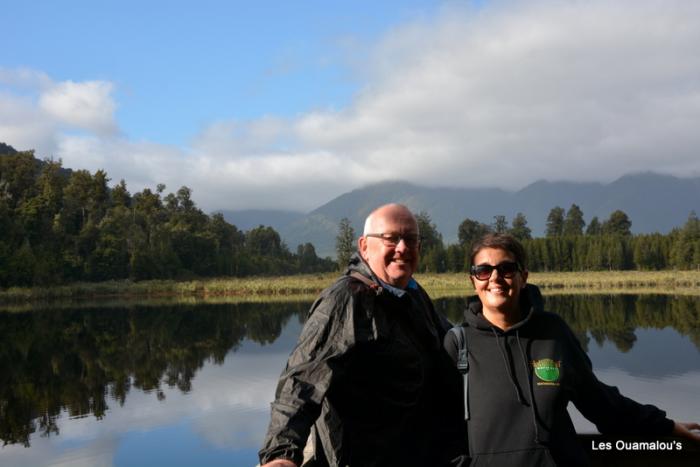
[394,238,408,252]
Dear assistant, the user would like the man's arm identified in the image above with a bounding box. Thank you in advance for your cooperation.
[258,289,352,465]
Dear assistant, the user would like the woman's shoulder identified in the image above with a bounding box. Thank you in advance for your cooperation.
[534,309,568,324]
[529,309,579,340]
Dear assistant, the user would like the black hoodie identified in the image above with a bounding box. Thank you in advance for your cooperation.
[444,284,674,467]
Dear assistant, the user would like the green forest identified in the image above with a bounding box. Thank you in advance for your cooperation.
[411,204,700,273]
[0,147,336,287]
[2,144,700,287]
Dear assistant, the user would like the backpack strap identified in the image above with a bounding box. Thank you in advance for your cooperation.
[449,325,470,420]
[348,271,383,295]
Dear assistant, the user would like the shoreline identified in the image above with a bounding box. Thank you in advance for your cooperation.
[2,270,700,309]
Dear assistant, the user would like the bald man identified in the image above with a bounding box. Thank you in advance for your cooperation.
[259,204,466,467]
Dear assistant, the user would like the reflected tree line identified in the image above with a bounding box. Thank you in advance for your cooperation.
[435,294,700,353]
[0,301,307,447]
[2,295,700,447]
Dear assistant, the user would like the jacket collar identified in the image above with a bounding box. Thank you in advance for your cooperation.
[345,252,418,297]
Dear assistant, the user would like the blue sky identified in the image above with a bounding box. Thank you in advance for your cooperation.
[4,0,442,145]
[2,0,699,212]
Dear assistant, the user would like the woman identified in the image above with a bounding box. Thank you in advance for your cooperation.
[444,233,700,466]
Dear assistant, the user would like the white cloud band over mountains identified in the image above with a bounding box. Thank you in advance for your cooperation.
[2,0,700,211]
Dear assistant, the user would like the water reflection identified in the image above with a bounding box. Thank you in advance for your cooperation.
[435,294,700,354]
[0,302,307,448]
[0,294,699,465]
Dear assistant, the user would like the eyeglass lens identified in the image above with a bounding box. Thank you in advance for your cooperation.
[386,234,420,247]
[367,233,420,247]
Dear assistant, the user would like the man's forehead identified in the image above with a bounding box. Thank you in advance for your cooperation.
[372,213,417,231]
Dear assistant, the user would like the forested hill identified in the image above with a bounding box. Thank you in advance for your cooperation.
[0,142,17,155]
[0,145,336,287]
[278,176,700,257]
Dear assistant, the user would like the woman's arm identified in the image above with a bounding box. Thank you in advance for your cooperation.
[672,422,700,442]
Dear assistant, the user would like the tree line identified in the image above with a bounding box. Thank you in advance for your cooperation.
[337,205,700,273]
[0,149,336,287]
[4,146,699,287]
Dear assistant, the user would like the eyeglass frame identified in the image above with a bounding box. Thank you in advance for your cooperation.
[363,232,423,248]
[470,261,522,281]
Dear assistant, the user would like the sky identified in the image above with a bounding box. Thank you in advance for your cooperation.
[2,0,700,213]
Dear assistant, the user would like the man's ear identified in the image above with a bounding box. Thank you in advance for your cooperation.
[358,236,367,260]
[521,269,529,288]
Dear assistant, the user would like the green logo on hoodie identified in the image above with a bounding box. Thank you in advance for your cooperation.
[533,359,560,383]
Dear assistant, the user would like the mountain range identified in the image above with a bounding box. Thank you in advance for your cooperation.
[221,173,700,258]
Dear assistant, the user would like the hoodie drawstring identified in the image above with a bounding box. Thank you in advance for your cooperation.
[490,326,525,405]
[516,330,541,444]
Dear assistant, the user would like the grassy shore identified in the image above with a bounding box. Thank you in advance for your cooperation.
[0,275,334,304]
[2,270,700,307]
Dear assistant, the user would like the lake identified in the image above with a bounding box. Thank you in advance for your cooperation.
[1,294,699,466]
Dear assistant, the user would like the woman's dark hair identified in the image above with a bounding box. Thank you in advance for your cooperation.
[469,233,528,270]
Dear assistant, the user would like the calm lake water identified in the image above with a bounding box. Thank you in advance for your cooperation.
[1,294,699,466]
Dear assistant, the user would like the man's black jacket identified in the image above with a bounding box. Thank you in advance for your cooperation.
[259,253,466,466]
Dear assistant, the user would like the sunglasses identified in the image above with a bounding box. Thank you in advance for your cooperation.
[470,261,521,281]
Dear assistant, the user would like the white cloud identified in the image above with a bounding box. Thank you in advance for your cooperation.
[295,0,700,190]
[56,135,183,190]
[0,67,53,90]
[0,435,118,467]
[39,81,117,136]
[0,68,118,158]
[2,0,700,211]
[182,0,700,209]
[0,93,57,156]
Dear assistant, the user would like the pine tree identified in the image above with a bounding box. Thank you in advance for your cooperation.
[416,211,443,250]
[509,212,532,240]
[492,215,508,234]
[586,217,602,236]
[563,204,585,236]
[545,207,565,237]
[602,210,632,236]
[458,218,491,248]
[335,217,356,270]
[416,211,446,272]
[670,211,700,269]
[445,244,466,272]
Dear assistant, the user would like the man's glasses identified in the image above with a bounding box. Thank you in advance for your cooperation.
[365,233,422,248]
[470,261,521,281]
